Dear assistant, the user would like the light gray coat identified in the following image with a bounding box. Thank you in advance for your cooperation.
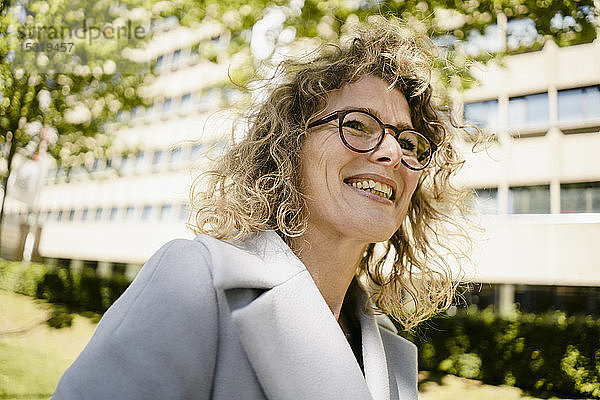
[52,231,418,400]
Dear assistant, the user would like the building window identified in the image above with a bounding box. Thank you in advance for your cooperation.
[172,49,182,65]
[125,206,136,220]
[154,55,164,71]
[67,165,83,180]
[82,208,89,221]
[116,110,127,123]
[152,150,163,166]
[56,167,65,180]
[68,209,75,221]
[142,205,153,220]
[109,207,119,221]
[514,285,600,316]
[181,93,192,109]
[509,185,550,214]
[91,158,100,172]
[179,203,189,220]
[561,182,600,213]
[196,88,220,109]
[508,92,549,127]
[57,210,63,222]
[464,100,498,130]
[169,147,183,164]
[95,208,104,221]
[474,188,498,214]
[558,86,600,123]
[131,106,143,121]
[83,260,98,271]
[120,155,129,173]
[135,152,145,171]
[146,103,157,119]
[190,144,203,160]
[112,262,127,275]
[162,98,173,115]
[160,204,173,220]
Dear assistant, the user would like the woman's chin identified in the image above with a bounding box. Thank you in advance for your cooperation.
[345,224,399,244]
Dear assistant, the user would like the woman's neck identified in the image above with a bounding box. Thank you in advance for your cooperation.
[288,226,366,321]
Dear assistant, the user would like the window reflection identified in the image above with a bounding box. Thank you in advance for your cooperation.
[474,188,499,214]
[141,205,153,220]
[508,93,549,127]
[160,204,173,220]
[509,185,550,214]
[558,86,600,122]
[464,100,499,130]
[152,150,163,166]
[561,182,600,213]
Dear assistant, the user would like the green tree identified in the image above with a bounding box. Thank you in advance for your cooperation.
[0,0,152,248]
[289,0,597,46]
[284,0,597,88]
[162,0,596,93]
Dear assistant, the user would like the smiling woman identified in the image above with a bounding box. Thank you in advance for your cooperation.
[191,19,471,328]
[53,16,472,400]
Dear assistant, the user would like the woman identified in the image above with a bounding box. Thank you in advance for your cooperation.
[53,17,469,400]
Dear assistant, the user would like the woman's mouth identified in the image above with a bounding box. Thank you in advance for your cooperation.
[344,178,394,201]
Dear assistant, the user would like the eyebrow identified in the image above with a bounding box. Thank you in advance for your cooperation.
[340,106,414,130]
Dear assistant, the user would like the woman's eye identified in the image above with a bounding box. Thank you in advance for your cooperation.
[343,120,366,131]
[398,138,416,152]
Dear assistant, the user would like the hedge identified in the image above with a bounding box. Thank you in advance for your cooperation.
[405,307,600,399]
[0,258,131,316]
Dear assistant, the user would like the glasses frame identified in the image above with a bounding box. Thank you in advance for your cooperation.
[307,109,438,170]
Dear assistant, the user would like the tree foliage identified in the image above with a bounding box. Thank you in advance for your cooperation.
[0,0,152,243]
[289,0,597,48]
[165,0,597,94]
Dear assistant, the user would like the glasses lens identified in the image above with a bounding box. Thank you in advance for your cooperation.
[340,111,383,151]
[393,129,432,170]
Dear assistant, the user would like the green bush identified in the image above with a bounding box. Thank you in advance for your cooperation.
[46,306,74,329]
[406,307,600,398]
[0,259,47,296]
[0,258,132,317]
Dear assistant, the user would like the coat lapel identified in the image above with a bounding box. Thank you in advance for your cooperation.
[200,231,407,400]
[230,269,374,400]
[347,280,391,400]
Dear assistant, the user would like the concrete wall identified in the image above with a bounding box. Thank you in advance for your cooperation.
[458,40,600,288]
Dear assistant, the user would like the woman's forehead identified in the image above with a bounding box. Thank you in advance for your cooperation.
[323,75,412,124]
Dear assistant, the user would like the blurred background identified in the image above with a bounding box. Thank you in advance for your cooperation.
[0,0,599,398]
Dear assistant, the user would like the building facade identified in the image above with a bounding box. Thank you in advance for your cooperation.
[457,39,600,315]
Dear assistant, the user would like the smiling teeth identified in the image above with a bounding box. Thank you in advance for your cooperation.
[348,180,393,199]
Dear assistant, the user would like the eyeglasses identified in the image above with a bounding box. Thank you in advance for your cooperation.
[307,109,437,170]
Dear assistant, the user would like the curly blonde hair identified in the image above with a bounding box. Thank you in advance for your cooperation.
[190,17,473,330]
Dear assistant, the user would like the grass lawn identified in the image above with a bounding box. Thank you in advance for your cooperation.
[0,290,97,399]
[418,373,578,400]
[0,290,578,400]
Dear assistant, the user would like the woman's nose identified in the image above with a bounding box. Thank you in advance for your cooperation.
[367,131,403,169]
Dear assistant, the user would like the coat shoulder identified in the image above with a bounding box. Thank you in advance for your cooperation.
[53,238,221,399]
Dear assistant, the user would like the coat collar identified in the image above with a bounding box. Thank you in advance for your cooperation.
[196,231,412,400]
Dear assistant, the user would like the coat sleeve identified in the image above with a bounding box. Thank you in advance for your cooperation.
[52,239,218,400]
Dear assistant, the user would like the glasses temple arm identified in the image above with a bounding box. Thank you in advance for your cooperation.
[306,112,339,129]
